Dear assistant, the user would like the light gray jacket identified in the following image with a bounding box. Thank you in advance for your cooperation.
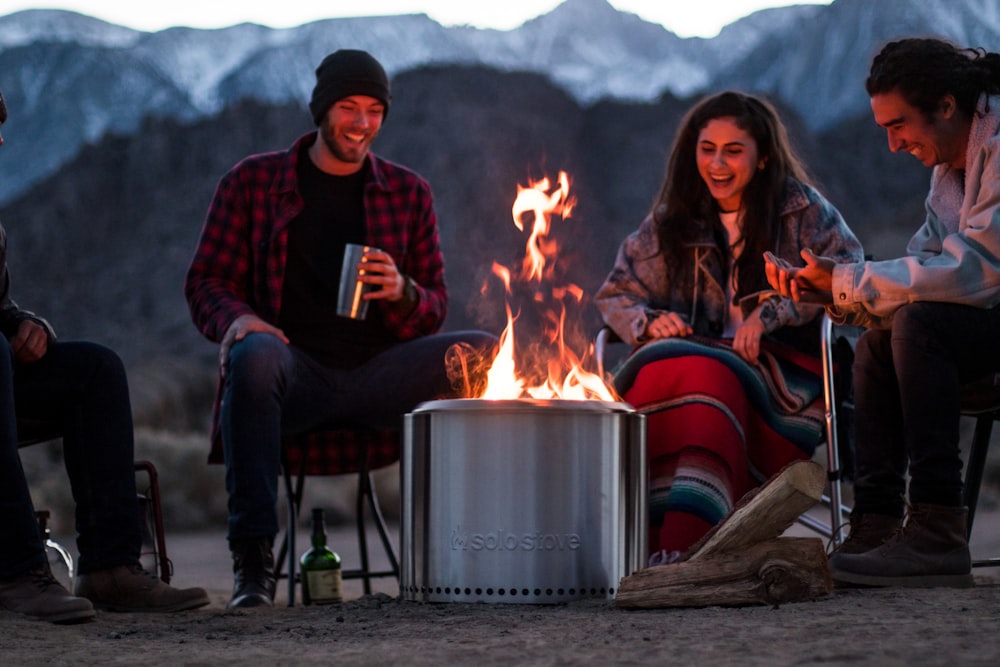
[831,94,1000,328]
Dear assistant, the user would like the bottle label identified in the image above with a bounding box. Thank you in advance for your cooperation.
[305,569,343,604]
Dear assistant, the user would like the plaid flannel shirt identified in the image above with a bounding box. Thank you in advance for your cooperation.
[184,132,447,468]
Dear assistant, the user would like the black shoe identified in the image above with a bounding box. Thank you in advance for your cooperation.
[228,537,276,609]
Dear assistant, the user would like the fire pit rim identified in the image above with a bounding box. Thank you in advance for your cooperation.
[411,398,636,415]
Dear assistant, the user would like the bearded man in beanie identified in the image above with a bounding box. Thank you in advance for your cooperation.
[0,88,209,622]
[185,50,495,608]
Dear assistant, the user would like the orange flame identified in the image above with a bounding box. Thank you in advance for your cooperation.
[479,171,615,402]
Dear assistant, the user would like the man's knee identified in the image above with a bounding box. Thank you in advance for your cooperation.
[227,333,292,385]
[891,302,948,340]
[71,341,126,376]
[854,327,890,364]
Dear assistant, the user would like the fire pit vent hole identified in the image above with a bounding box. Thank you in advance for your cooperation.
[400,583,615,602]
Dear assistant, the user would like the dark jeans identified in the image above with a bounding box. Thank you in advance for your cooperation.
[852,302,1000,516]
[221,330,497,541]
[0,339,141,579]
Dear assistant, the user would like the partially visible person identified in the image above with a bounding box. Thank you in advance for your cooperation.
[766,38,1000,588]
[0,87,209,623]
[184,49,496,609]
[596,91,863,564]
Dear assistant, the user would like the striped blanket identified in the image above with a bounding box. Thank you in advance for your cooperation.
[613,335,825,459]
[612,335,825,556]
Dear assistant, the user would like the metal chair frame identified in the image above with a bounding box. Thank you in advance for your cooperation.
[796,315,851,547]
[956,392,1000,568]
[17,426,171,584]
[275,441,401,606]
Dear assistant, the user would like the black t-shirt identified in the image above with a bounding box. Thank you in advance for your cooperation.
[278,144,395,368]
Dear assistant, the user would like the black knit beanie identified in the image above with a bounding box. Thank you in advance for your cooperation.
[309,50,391,125]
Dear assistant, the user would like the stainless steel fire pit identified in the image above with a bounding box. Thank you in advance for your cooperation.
[401,398,646,604]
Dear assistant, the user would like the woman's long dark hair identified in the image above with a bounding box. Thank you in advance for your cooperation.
[652,91,810,301]
[866,38,1000,119]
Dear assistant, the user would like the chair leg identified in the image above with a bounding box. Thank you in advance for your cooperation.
[277,456,307,607]
[796,314,852,545]
[963,415,992,538]
[134,460,171,584]
[355,472,373,595]
[342,453,400,592]
[963,413,1000,568]
[363,469,400,581]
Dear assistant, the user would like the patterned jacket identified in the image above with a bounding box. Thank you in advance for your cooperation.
[596,179,863,346]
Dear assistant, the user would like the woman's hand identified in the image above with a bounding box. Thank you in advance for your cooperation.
[645,312,693,340]
[733,314,765,365]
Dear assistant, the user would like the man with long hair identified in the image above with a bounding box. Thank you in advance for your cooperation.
[766,38,1000,587]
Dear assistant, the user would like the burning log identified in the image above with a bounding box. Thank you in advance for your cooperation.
[615,460,833,609]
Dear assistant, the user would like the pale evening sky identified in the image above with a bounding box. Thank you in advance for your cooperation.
[1,1,834,38]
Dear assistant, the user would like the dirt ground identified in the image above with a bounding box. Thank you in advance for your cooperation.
[2,508,1000,666]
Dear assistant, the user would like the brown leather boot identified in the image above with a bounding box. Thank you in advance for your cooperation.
[0,565,95,623]
[827,512,902,570]
[830,503,973,588]
[75,564,210,612]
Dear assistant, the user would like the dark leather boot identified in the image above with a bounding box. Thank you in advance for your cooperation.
[830,503,973,588]
[228,537,276,609]
[827,511,902,570]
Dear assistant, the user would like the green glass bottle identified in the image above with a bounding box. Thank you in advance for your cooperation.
[300,507,342,605]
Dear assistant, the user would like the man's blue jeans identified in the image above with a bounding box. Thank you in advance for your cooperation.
[0,339,141,579]
[852,302,1000,516]
[221,330,496,542]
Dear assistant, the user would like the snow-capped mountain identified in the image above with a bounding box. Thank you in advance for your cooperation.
[0,0,996,204]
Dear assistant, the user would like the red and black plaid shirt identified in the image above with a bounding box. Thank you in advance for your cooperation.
[185,132,447,467]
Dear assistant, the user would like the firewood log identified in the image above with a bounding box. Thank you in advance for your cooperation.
[688,460,826,561]
[615,460,832,609]
[616,537,831,608]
